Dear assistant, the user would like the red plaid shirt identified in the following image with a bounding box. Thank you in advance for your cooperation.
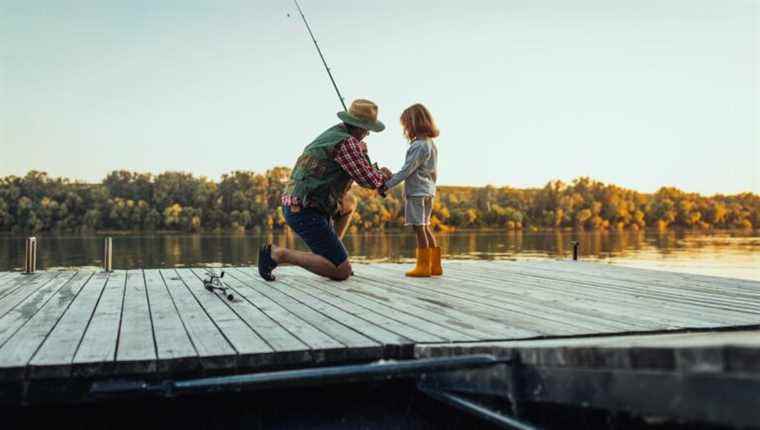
[282,135,385,208]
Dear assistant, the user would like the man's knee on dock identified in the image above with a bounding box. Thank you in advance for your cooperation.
[330,261,352,281]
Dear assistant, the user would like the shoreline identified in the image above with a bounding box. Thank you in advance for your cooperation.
[0,227,757,238]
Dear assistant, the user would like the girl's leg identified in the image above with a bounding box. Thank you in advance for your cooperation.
[413,225,429,249]
[424,225,437,248]
[426,224,443,276]
[407,225,432,277]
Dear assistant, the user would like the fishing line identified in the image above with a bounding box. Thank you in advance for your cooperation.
[292,0,348,111]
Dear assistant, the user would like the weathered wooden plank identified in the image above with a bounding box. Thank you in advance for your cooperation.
[366,264,646,333]
[0,258,754,395]
[114,270,157,375]
[0,272,24,297]
[558,263,760,318]
[220,273,347,352]
[243,266,527,341]
[0,271,16,285]
[361,264,590,334]
[250,271,416,352]
[281,273,448,344]
[28,272,110,379]
[0,272,76,352]
[507,261,760,312]
[334,267,541,340]
[174,269,273,369]
[158,269,238,371]
[0,272,93,381]
[0,272,60,315]
[497,260,760,302]
[410,263,668,328]
[418,264,716,329]
[205,270,347,365]
[661,270,760,291]
[470,267,750,328]
[470,262,760,323]
[273,267,476,343]
[0,271,23,281]
[224,269,381,362]
[557,262,760,308]
[185,268,311,366]
[143,269,199,373]
[72,272,126,377]
[555,260,760,292]
[445,261,753,327]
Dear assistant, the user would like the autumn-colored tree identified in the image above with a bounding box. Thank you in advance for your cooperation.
[0,170,757,233]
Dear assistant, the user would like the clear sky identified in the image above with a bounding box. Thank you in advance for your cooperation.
[1,0,757,194]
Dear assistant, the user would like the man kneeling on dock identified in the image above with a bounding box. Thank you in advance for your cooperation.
[257,99,391,282]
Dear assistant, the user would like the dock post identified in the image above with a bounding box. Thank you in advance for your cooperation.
[103,237,113,272]
[24,237,37,274]
[572,241,580,261]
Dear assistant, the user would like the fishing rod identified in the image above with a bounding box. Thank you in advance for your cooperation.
[293,0,348,111]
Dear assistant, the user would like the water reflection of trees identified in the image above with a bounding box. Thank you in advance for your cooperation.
[0,229,757,270]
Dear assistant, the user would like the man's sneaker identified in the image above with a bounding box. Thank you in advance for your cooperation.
[258,244,277,281]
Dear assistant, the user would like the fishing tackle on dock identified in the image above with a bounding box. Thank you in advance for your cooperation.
[202,270,234,301]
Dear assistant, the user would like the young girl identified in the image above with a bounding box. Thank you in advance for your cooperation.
[383,103,442,277]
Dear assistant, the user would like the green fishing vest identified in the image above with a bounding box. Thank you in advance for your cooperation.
[285,125,360,216]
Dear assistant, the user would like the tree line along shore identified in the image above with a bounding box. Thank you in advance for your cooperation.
[0,170,757,234]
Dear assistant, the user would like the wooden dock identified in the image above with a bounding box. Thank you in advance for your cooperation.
[0,260,759,422]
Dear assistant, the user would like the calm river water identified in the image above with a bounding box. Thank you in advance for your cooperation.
[1,229,758,281]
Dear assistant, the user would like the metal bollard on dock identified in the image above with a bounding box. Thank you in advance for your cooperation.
[572,241,580,261]
[103,237,113,272]
[25,237,37,274]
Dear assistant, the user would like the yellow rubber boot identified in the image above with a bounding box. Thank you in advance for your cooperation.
[430,246,443,276]
[406,248,432,277]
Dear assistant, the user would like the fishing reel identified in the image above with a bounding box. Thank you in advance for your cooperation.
[202,270,234,301]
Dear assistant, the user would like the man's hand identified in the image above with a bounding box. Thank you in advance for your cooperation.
[380,167,393,180]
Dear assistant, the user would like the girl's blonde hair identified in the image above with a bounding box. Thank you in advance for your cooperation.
[400,103,439,141]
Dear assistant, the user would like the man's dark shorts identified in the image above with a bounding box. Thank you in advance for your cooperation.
[284,206,348,267]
